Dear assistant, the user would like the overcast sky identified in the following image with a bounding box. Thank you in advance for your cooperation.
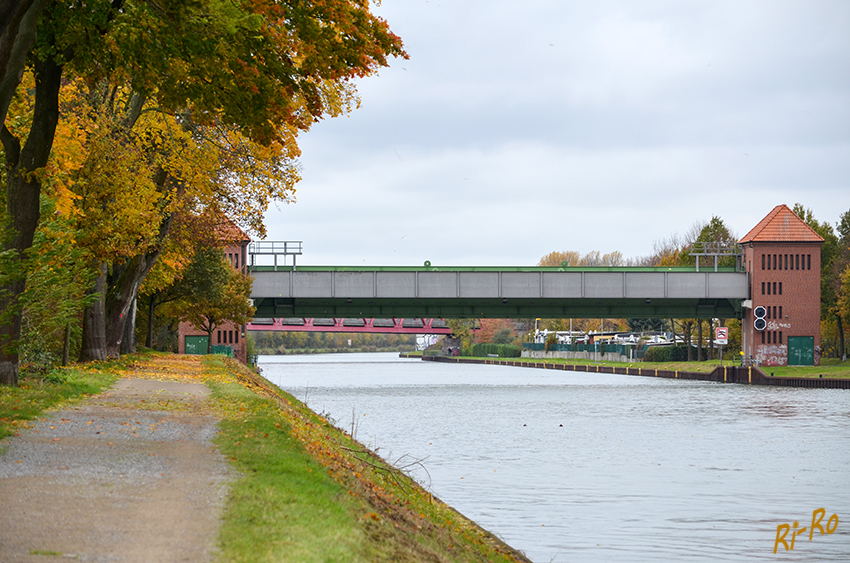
[262,0,850,267]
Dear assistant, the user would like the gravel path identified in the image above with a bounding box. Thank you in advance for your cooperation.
[0,377,235,562]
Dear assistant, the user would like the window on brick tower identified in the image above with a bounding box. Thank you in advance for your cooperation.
[762,255,766,270]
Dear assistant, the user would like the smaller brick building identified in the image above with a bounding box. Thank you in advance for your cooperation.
[740,205,824,366]
[177,221,251,364]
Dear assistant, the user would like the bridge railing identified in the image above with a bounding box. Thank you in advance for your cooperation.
[690,241,743,272]
[249,241,303,271]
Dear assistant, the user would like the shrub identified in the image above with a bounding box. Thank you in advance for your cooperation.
[645,345,683,362]
[471,343,522,358]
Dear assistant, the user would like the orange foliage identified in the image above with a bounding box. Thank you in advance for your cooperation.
[474,319,515,344]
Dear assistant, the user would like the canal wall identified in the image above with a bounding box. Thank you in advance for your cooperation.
[420,356,850,389]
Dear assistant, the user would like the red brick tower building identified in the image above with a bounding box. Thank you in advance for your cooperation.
[739,205,824,366]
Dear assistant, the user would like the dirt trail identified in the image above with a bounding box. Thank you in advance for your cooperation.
[0,358,234,562]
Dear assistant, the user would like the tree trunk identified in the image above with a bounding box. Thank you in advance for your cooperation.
[708,319,714,360]
[837,315,846,360]
[145,293,157,348]
[120,296,136,355]
[62,324,70,366]
[697,320,703,361]
[0,276,26,385]
[79,264,108,362]
[0,52,63,385]
[0,0,51,125]
[104,212,175,358]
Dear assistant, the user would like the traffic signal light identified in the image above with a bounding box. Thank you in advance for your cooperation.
[754,305,767,331]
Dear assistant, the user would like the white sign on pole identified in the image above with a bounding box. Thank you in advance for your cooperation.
[715,326,728,345]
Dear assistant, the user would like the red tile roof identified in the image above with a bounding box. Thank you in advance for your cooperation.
[740,204,824,244]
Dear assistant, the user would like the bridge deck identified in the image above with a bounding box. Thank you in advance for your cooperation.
[250,266,750,319]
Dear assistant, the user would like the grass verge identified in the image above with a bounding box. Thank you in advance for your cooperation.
[203,355,529,563]
[463,355,850,378]
[0,355,147,440]
[3,353,530,562]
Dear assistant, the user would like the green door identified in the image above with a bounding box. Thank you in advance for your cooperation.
[788,336,814,366]
[185,335,209,355]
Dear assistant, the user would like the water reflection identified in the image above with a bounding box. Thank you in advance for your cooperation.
[261,353,850,562]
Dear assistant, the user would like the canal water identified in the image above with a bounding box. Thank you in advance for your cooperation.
[259,353,850,562]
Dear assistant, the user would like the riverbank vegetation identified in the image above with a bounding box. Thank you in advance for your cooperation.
[460,355,850,379]
[1,352,530,562]
[251,332,416,355]
[207,356,529,562]
[0,354,140,440]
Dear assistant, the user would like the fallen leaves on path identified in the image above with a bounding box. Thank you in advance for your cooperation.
[124,356,212,383]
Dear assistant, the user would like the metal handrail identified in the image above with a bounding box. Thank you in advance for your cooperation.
[690,241,742,256]
[249,241,303,271]
[249,241,303,255]
[690,241,743,272]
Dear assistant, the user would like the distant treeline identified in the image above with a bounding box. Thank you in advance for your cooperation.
[252,331,417,354]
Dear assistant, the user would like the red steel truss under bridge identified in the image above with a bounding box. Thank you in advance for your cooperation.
[246,318,452,334]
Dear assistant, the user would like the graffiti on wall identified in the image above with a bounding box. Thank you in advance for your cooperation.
[757,344,787,366]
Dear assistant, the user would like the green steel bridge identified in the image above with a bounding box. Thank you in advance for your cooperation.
[249,264,750,320]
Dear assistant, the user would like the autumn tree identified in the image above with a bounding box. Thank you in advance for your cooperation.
[793,204,845,358]
[474,319,516,344]
[18,198,94,370]
[176,247,254,355]
[447,319,477,353]
[628,318,667,333]
[645,217,738,360]
[688,216,739,359]
[833,210,850,358]
[536,250,628,335]
[538,250,626,267]
[0,0,406,384]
